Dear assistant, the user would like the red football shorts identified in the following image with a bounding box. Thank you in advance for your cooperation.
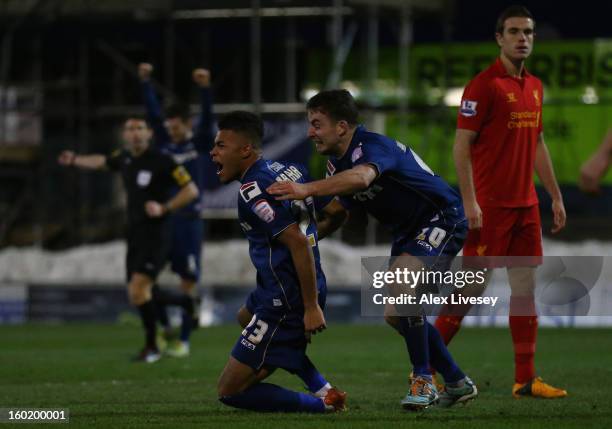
[463,205,543,267]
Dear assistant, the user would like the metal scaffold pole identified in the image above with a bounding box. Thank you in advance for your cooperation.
[366,3,378,106]
[250,0,262,113]
[399,3,413,141]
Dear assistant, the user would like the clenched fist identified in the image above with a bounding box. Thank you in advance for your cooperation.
[138,63,154,81]
[192,68,211,87]
[58,150,76,166]
[145,201,165,218]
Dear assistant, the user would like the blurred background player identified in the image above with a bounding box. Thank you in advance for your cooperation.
[137,63,214,357]
[212,111,346,413]
[433,5,568,399]
[268,89,477,410]
[580,129,612,193]
[58,117,199,362]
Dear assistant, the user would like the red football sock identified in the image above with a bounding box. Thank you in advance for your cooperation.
[509,295,537,384]
[434,314,464,345]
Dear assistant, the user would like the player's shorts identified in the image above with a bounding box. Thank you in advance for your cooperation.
[391,205,468,269]
[168,215,203,281]
[385,207,466,316]
[126,220,171,282]
[463,204,543,268]
[232,291,326,372]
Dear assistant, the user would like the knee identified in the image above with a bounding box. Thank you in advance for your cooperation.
[508,267,536,296]
[218,395,233,406]
[406,315,425,327]
[217,379,239,399]
[128,278,152,306]
[391,315,426,335]
[218,393,242,408]
[128,289,149,306]
[217,385,230,399]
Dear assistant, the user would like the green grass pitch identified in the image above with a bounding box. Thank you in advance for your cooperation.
[1,324,611,428]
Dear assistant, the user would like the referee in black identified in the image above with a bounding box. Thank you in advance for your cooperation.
[58,116,199,362]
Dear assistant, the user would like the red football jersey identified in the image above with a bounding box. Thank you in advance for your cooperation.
[457,57,543,208]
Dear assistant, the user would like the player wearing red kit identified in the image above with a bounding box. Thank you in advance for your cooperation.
[434,5,567,398]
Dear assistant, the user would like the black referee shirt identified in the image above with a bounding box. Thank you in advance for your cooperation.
[106,147,192,226]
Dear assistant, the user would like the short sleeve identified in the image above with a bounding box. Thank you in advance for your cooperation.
[161,154,192,187]
[352,141,398,176]
[239,180,296,238]
[457,77,493,133]
[171,165,192,187]
[105,149,124,171]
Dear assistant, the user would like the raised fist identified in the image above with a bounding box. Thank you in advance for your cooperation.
[192,68,211,87]
[138,63,154,81]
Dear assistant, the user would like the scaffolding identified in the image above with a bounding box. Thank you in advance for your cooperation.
[0,0,450,247]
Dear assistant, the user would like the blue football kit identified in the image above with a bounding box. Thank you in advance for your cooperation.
[327,125,467,264]
[326,125,469,385]
[231,159,328,372]
[142,81,215,281]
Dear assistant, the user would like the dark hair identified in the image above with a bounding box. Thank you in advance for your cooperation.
[217,110,264,149]
[166,103,191,122]
[496,5,534,34]
[124,115,151,128]
[306,89,359,126]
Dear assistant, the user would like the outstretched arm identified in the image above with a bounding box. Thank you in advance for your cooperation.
[267,164,377,200]
[58,150,107,170]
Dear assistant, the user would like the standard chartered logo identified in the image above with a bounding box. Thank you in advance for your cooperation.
[507,111,540,129]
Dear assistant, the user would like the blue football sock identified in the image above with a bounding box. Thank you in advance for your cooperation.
[180,310,192,343]
[292,356,329,394]
[219,383,326,413]
[397,316,430,376]
[427,321,465,383]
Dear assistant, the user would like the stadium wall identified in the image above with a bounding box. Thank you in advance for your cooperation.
[1,240,611,327]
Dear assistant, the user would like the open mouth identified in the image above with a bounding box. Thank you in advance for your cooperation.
[214,161,224,175]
